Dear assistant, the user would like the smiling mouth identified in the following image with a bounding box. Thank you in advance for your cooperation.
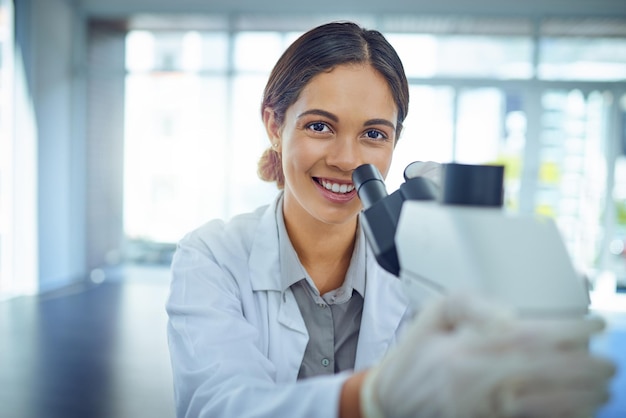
[314,177,355,194]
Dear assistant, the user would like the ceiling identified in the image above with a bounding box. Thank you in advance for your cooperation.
[78,0,626,18]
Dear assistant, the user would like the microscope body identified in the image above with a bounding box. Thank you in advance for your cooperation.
[353,162,590,316]
[396,202,590,316]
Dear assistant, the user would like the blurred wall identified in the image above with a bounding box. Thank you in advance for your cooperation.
[16,0,86,292]
[85,21,126,272]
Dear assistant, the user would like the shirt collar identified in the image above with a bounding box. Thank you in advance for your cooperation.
[275,195,366,297]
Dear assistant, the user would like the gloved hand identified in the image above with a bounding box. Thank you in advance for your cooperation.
[360,293,616,418]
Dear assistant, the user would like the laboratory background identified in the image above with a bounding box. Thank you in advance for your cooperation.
[0,0,625,417]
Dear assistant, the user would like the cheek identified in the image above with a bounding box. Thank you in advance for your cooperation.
[281,139,316,178]
[367,147,394,179]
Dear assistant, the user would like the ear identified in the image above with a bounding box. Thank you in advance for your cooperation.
[262,107,282,151]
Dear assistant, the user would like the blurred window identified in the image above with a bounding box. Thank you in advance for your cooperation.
[124,30,232,243]
[610,155,626,283]
[233,32,284,72]
[609,97,626,288]
[125,30,229,72]
[386,86,455,191]
[124,73,230,243]
[455,88,526,212]
[387,34,533,79]
[539,38,626,81]
[124,30,283,244]
[0,0,13,296]
[535,89,611,271]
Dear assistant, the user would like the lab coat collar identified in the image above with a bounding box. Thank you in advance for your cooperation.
[354,245,410,370]
[249,193,283,292]
[247,193,308,382]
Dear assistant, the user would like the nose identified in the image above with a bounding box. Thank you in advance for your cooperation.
[326,137,363,173]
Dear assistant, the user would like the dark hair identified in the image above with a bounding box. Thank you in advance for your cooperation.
[258,21,409,188]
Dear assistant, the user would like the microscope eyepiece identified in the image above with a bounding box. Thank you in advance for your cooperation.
[352,164,388,209]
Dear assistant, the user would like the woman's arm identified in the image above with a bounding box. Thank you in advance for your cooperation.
[339,371,366,418]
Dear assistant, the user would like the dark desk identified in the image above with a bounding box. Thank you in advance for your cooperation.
[0,266,175,418]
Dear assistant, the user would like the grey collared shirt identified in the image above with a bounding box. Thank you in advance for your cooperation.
[276,201,366,379]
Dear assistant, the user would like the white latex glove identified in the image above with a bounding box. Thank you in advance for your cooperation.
[360,294,615,418]
[403,161,442,186]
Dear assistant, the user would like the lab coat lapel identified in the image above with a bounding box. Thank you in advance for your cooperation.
[354,247,410,371]
[273,288,308,382]
[249,195,308,383]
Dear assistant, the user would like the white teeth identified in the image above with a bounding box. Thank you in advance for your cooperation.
[321,180,354,194]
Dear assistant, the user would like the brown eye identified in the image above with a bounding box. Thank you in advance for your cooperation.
[365,129,387,141]
[307,122,331,133]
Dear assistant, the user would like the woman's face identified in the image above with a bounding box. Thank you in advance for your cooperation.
[265,63,397,227]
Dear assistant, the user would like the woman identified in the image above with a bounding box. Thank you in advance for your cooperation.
[167,21,614,418]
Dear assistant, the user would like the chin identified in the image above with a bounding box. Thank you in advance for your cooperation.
[315,206,360,226]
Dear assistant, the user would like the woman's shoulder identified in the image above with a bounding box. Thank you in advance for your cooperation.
[178,204,271,258]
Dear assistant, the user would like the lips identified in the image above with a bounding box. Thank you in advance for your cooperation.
[313,177,358,203]
[314,177,355,194]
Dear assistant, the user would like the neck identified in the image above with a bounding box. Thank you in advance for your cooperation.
[283,208,358,295]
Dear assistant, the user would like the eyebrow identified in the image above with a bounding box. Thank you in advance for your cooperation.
[297,109,396,130]
[364,118,396,131]
[297,109,338,122]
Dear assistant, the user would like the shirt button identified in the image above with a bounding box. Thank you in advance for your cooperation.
[321,358,330,367]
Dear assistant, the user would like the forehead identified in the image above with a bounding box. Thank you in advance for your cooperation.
[292,64,397,121]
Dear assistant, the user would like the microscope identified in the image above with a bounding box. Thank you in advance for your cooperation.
[352,162,590,317]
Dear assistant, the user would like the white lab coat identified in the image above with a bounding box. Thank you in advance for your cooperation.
[166,194,414,418]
